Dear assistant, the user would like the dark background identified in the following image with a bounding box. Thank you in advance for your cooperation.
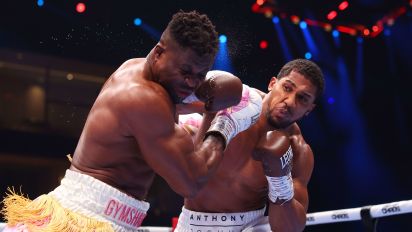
[0,0,411,231]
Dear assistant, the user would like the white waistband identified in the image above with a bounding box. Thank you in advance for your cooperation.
[175,206,266,232]
[49,169,150,232]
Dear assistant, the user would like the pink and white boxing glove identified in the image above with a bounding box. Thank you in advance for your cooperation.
[205,84,262,148]
[182,70,243,112]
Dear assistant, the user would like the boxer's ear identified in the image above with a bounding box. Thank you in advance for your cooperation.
[268,77,277,92]
[154,44,165,59]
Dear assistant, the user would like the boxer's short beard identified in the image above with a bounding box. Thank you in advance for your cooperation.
[265,108,290,129]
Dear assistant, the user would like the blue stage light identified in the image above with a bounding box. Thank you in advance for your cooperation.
[134,18,142,26]
[219,35,227,43]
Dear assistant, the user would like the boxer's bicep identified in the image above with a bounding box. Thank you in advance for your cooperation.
[124,91,201,196]
[138,120,201,197]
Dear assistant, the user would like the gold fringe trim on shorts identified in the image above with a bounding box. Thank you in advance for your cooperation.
[1,188,114,232]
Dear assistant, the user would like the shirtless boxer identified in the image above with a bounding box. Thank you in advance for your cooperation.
[1,11,262,232]
[176,59,325,232]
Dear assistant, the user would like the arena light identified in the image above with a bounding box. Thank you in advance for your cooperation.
[253,1,410,39]
[219,35,227,43]
[338,1,349,11]
[327,11,337,20]
[134,18,142,26]
[259,40,268,49]
[37,0,44,7]
[272,16,280,24]
[336,25,357,36]
[213,36,233,72]
[299,21,307,29]
[332,30,340,38]
[256,0,265,6]
[76,2,86,13]
[324,24,332,32]
[290,15,300,24]
[273,17,293,61]
[305,52,312,59]
[264,11,273,18]
[251,3,260,13]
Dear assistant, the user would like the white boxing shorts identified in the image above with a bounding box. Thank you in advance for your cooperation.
[2,169,150,232]
[175,206,270,232]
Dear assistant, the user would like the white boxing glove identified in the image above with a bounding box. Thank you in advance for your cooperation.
[206,84,262,148]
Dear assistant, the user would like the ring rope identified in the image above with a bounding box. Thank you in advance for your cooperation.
[306,199,412,225]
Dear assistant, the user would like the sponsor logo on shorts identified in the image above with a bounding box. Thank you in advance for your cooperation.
[331,212,349,220]
[381,204,401,214]
[104,198,146,228]
[187,213,246,231]
[189,214,245,223]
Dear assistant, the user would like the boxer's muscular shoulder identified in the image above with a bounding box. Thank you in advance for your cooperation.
[109,58,146,83]
[117,83,172,117]
[118,58,145,71]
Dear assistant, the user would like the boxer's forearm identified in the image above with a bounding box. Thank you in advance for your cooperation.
[183,134,225,198]
[268,199,307,232]
[193,112,216,147]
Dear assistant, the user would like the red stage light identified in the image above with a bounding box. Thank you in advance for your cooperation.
[372,25,379,32]
[327,11,337,20]
[256,0,265,6]
[251,3,259,13]
[336,25,357,35]
[363,29,370,36]
[76,3,86,13]
[291,15,300,24]
[338,1,349,11]
[259,40,268,49]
